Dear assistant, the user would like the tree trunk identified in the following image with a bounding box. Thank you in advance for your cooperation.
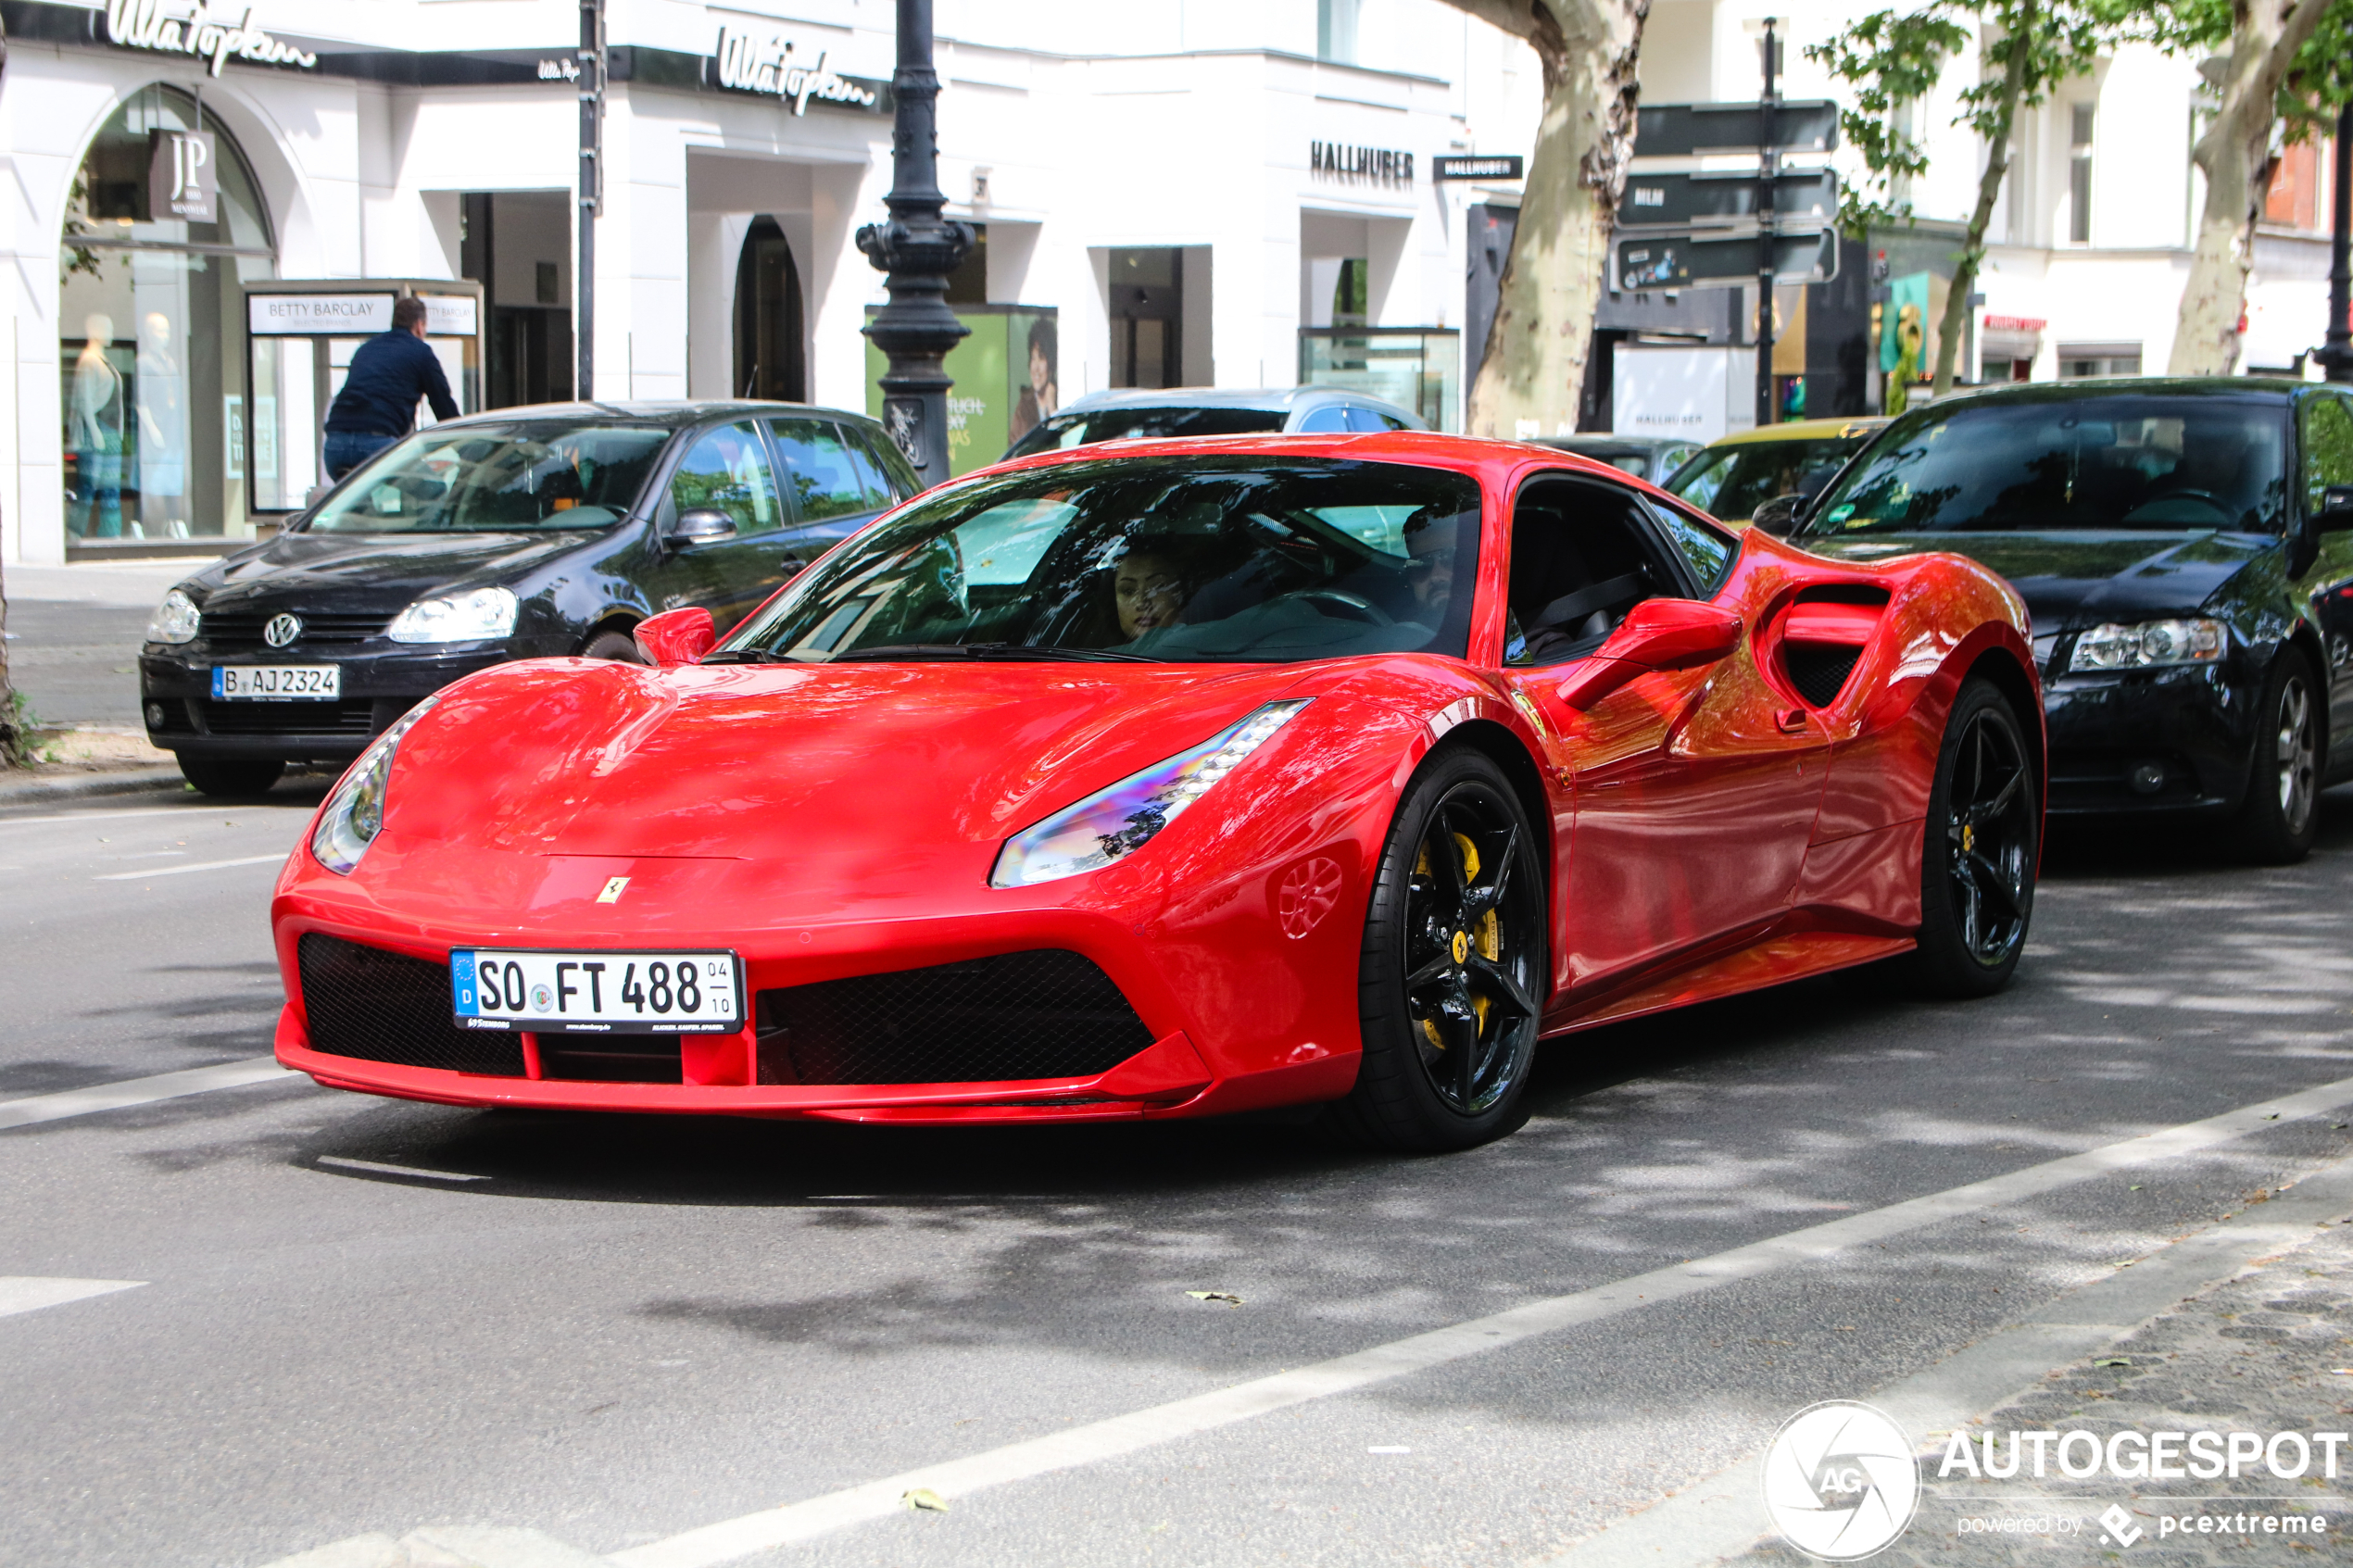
[2171,0,2335,374]
[1445,0,1648,438]
[0,535,21,770]
[1931,3,2032,397]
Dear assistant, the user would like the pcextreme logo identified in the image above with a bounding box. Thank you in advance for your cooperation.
[1761,1400,1921,1561]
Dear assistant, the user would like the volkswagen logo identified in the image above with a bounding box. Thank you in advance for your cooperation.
[262,613,303,648]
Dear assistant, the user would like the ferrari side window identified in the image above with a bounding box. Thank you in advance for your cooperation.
[1504,482,1672,667]
[1648,500,1737,594]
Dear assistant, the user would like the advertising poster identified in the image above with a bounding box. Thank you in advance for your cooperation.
[866,305,1058,477]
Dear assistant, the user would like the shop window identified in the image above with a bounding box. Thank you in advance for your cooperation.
[2069,104,2095,245]
[61,84,274,546]
[1317,0,1360,63]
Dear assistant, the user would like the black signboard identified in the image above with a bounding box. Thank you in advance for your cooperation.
[146,129,217,223]
[1632,100,1839,157]
[1433,155,1524,181]
[1615,228,1838,291]
[1617,169,1838,230]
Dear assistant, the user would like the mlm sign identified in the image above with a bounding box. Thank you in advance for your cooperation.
[148,130,217,223]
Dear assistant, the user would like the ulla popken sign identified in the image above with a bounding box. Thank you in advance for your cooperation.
[713,29,880,115]
[106,0,319,74]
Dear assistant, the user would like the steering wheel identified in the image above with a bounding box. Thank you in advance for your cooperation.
[1287,588,1393,625]
[2122,487,2230,525]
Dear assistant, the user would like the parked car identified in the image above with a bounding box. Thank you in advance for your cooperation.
[1530,433,1704,483]
[270,430,2039,1150]
[1788,377,2353,861]
[1002,385,1426,459]
[1663,417,1888,525]
[141,401,918,797]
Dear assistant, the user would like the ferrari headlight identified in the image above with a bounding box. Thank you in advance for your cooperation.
[310,697,439,875]
[2068,618,2225,672]
[387,586,517,644]
[146,588,201,645]
[990,700,1310,889]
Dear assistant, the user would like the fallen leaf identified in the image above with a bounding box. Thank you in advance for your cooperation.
[2095,1358,2133,1367]
[902,1488,950,1512]
[2129,1185,2144,1191]
[1187,1290,1244,1306]
[1835,1325,1857,1332]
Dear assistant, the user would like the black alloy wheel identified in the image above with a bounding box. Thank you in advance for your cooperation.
[1330,748,1548,1151]
[178,757,285,798]
[2232,646,2321,864]
[1901,678,2036,998]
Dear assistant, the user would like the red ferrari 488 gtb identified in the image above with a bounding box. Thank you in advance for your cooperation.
[271,433,2042,1150]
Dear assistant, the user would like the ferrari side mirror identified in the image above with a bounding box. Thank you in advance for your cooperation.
[1556,599,1743,709]
[1751,494,1804,535]
[634,606,716,667]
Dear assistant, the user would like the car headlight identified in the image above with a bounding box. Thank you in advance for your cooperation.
[310,697,439,875]
[2068,618,2226,672]
[990,700,1310,889]
[145,588,201,645]
[387,586,518,643]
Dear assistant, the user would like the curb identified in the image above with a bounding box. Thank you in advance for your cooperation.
[0,766,183,808]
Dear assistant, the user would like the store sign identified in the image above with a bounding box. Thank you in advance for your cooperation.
[147,130,217,222]
[105,0,320,76]
[1433,155,1523,181]
[1982,315,2048,332]
[422,295,479,336]
[537,57,581,82]
[712,28,880,115]
[248,295,393,335]
[1311,141,1414,188]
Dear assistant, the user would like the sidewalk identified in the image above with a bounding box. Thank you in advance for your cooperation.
[6,558,204,608]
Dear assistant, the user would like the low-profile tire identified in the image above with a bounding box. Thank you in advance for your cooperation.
[2230,645,2322,865]
[582,628,643,663]
[178,757,284,798]
[1895,678,2037,999]
[1326,747,1548,1153]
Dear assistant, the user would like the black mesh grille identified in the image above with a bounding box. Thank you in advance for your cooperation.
[296,934,525,1076]
[758,950,1154,1085]
[199,698,378,735]
[201,610,391,650]
[1784,643,1863,708]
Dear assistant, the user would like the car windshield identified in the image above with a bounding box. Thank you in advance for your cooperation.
[1665,437,1865,522]
[1002,406,1286,458]
[304,420,672,533]
[715,454,1483,665]
[1805,395,2293,536]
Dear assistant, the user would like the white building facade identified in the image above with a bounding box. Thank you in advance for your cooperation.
[0,0,1548,566]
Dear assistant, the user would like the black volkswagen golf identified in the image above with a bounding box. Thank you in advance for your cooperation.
[1789,379,2353,861]
[141,402,918,796]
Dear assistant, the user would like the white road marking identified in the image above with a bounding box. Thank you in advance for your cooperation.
[314,1156,487,1184]
[609,1072,2353,1568]
[0,807,220,828]
[0,1276,145,1320]
[94,851,288,881]
[0,1058,297,1132]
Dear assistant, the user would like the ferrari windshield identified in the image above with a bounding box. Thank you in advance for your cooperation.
[1805,395,2291,536]
[1001,406,1285,458]
[305,420,672,533]
[715,455,1483,664]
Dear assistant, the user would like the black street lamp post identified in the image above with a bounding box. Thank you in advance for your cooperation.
[857,0,972,484]
[2322,101,2350,384]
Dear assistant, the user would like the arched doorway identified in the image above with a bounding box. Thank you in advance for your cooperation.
[733,218,805,402]
[60,84,275,545]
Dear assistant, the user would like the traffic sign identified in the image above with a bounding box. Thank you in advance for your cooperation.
[1615,228,1838,291]
[1617,169,1838,230]
[1632,100,1839,157]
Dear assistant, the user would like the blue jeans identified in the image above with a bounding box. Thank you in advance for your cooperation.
[323,429,398,481]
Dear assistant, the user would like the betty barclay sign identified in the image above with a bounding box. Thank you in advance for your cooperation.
[105,0,318,74]
[712,28,881,116]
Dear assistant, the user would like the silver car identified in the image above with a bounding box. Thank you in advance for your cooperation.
[1003,386,1427,459]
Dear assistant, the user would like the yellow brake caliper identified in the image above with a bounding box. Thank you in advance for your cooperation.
[1414,833,1497,1049]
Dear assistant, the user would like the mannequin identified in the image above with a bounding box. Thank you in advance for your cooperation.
[137,309,188,536]
[69,312,123,538]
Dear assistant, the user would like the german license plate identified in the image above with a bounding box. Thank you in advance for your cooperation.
[451,948,742,1034]
[211,664,340,700]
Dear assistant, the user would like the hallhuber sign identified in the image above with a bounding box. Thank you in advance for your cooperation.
[1311,141,1414,188]
[105,0,319,75]
[712,28,881,115]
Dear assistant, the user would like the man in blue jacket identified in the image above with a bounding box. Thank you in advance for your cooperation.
[321,295,459,479]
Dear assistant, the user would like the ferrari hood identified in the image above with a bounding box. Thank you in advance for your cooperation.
[392,659,1314,881]
[1803,530,2270,632]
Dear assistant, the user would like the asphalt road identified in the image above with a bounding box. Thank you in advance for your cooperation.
[5,786,2353,1568]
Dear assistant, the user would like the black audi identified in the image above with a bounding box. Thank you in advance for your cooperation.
[1780,378,2353,861]
[141,402,918,797]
